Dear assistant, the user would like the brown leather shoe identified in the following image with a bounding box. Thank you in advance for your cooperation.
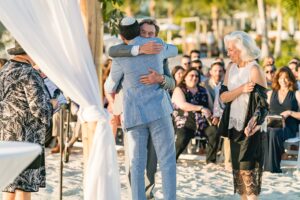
[51,144,60,154]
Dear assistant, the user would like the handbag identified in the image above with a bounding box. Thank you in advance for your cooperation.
[266,115,285,128]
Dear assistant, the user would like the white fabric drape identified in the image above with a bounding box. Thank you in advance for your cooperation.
[0,1,120,199]
[0,142,41,190]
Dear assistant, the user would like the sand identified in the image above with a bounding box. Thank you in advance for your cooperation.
[1,145,299,200]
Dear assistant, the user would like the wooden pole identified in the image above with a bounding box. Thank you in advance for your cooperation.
[257,0,269,59]
[80,0,103,180]
[59,107,64,200]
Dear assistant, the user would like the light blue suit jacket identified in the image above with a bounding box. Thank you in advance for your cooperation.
[105,36,178,129]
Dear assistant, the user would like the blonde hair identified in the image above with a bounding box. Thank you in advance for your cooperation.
[224,31,261,62]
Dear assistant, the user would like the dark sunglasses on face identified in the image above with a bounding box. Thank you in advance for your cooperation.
[265,70,274,74]
[189,74,199,78]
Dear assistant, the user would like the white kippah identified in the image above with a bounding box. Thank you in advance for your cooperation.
[120,17,136,26]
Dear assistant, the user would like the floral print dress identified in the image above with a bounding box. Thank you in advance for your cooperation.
[0,60,52,192]
[173,85,209,137]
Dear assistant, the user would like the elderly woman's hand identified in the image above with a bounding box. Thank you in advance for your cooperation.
[242,81,255,93]
[244,115,260,137]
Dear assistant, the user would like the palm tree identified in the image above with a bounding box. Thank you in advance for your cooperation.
[281,0,300,54]
[149,0,156,18]
[257,0,269,59]
[274,1,283,58]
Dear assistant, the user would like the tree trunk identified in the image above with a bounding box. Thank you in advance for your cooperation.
[257,0,269,59]
[80,0,103,180]
[124,0,133,16]
[211,5,219,58]
[167,1,174,19]
[149,0,156,18]
[274,3,282,58]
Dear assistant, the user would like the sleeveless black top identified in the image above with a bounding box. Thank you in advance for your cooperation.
[269,90,299,134]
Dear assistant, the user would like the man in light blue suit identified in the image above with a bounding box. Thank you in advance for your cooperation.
[105,17,177,200]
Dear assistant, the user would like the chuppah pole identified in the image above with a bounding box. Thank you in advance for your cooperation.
[59,106,64,200]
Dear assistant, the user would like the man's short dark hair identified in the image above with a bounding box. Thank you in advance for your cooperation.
[139,19,160,36]
[190,49,200,56]
[182,54,190,59]
[191,58,202,64]
[210,62,225,71]
[119,19,140,40]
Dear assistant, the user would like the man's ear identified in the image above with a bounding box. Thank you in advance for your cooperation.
[209,68,213,76]
[120,35,127,43]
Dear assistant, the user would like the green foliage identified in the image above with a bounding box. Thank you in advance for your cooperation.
[101,0,124,35]
[166,0,249,19]
[122,0,145,17]
[282,0,300,18]
[0,22,14,56]
[275,39,299,67]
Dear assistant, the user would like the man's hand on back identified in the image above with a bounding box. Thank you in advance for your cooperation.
[140,68,164,85]
[139,41,163,55]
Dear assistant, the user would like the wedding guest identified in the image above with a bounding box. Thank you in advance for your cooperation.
[203,61,225,164]
[264,67,300,173]
[181,54,191,70]
[220,31,268,200]
[172,68,212,160]
[171,65,185,86]
[0,42,52,200]
[263,64,276,89]
[262,56,275,67]
[190,49,200,60]
[288,58,299,79]
[289,58,300,89]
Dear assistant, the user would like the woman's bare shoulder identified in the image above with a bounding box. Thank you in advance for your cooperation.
[250,63,267,87]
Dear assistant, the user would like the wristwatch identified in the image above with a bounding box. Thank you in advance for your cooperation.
[160,75,166,86]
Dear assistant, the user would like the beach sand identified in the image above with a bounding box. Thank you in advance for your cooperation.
[2,145,299,200]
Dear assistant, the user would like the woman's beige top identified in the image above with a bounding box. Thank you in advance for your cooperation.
[228,61,256,131]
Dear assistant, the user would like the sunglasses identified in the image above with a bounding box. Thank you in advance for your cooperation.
[189,74,199,78]
[265,70,274,74]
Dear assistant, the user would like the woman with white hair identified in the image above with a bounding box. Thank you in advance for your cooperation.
[219,31,268,200]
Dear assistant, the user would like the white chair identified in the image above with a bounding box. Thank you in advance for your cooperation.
[283,125,300,170]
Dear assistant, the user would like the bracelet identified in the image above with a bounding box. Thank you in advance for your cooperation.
[290,111,293,116]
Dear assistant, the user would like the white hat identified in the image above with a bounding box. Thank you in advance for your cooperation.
[120,17,136,26]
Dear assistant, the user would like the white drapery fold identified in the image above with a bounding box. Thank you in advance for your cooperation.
[0,1,120,199]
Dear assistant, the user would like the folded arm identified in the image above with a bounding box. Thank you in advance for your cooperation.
[172,87,204,112]
[109,41,163,58]
[109,44,137,57]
